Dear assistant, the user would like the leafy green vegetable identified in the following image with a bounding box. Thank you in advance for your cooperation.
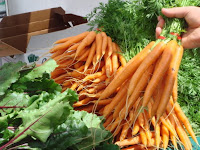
[0,61,26,96]
[19,59,58,83]
[0,60,118,150]
[29,110,113,150]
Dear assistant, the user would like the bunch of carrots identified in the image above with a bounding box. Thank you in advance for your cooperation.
[50,31,126,113]
[49,31,198,150]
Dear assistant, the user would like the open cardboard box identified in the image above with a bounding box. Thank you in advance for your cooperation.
[0,7,88,66]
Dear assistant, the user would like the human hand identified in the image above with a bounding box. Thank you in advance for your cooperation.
[156,6,200,49]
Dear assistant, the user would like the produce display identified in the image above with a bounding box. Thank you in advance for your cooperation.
[0,0,200,150]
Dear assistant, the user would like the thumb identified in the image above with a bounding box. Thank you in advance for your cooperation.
[161,7,190,18]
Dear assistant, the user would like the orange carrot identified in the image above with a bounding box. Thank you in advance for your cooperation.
[140,127,147,146]
[127,41,165,98]
[73,97,93,107]
[132,120,140,135]
[115,136,141,147]
[151,76,165,117]
[92,75,107,83]
[173,102,198,144]
[103,80,129,118]
[119,64,154,120]
[91,98,112,106]
[156,40,178,120]
[104,48,113,77]
[50,31,89,53]
[95,33,103,62]
[84,41,96,72]
[116,45,127,67]
[161,124,169,150]
[107,36,113,57]
[112,42,119,74]
[142,40,176,110]
[103,114,113,127]
[75,31,96,57]
[172,45,183,102]
[99,41,155,100]
[101,32,108,55]
[54,36,74,44]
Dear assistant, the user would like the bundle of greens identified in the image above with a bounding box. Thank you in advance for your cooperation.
[87,0,200,134]
[0,60,119,150]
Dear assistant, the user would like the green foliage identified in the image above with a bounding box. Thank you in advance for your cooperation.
[178,48,200,134]
[0,61,26,96]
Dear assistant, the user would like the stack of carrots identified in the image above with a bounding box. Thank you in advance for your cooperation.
[50,31,126,113]
[49,31,198,150]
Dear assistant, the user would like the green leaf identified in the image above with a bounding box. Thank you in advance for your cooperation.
[0,61,26,96]
[0,92,30,116]
[8,89,76,144]
[19,59,58,83]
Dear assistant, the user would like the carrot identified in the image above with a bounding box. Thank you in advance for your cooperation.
[73,97,93,107]
[116,45,127,67]
[87,83,107,94]
[107,36,113,57]
[174,115,191,150]
[103,114,113,127]
[151,76,164,118]
[74,61,84,69]
[62,80,73,87]
[132,120,140,135]
[140,127,147,146]
[172,45,183,102]
[76,47,90,61]
[121,145,149,150]
[95,33,103,62]
[103,80,129,118]
[119,64,154,120]
[127,41,165,98]
[112,42,119,74]
[120,109,134,141]
[99,41,155,100]
[92,75,107,83]
[91,98,112,106]
[70,82,79,90]
[75,31,96,57]
[115,136,141,147]
[56,59,74,69]
[51,68,66,79]
[113,96,126,119]
[173,102,198,144]
[113,120,126,137]
[161,124,169,150]
[104,48,113,77]
[50,31,89,53]
[82,71,104,82]
[84,41,96,71]
[51,48,67,59]
[54,36,74,44]
[142,40,177,110]
[101,32,108,55]
[143,110,154,146]
[138,113,145,129]
[160,116,176,136]
[156,40,178,120]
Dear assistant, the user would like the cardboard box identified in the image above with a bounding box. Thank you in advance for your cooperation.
[0,7,87,65]
[0,7,87,60]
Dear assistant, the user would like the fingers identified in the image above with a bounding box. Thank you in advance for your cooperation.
[182,27,200,49]
[161,7,190,18]
[156,16,165,39]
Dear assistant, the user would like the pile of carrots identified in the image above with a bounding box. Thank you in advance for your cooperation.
[50,31,126,113]
[49,31,198,150]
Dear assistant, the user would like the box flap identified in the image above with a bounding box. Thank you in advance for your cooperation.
[0,7,65,28]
